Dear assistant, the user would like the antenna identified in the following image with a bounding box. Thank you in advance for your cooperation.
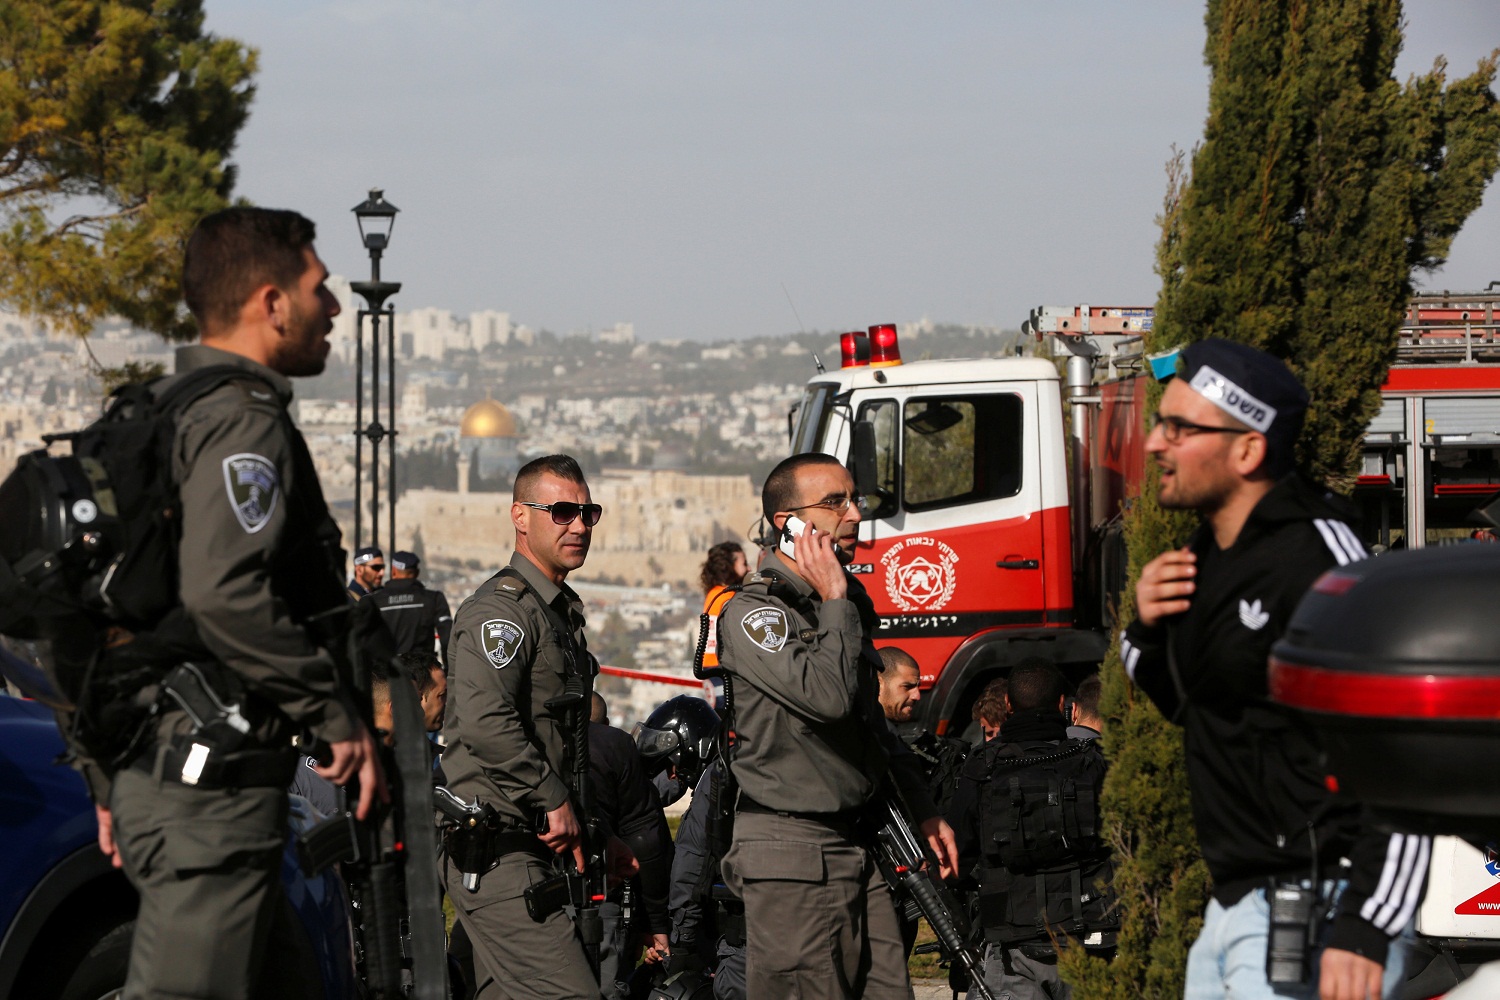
[781,282,823,371]
[780,282,807,334]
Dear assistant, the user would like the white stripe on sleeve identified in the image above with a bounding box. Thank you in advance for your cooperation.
[1332,520,1369,563]
[1313,519,1355,566]
[1388,835,1431,933]
[1363,834,1426,931]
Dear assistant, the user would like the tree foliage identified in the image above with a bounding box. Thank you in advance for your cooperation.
[1063,3,1500,996]
[1060,149,1209,1000]
[0,0,256,341]
[1161,0,1500,484]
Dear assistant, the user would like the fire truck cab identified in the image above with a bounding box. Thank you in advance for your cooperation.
[788,325,1106,736]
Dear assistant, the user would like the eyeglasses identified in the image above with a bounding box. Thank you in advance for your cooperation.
[788,494,871,515]
[1151,412,1251,444]
[367,564,385,573]
[519,501,603,527]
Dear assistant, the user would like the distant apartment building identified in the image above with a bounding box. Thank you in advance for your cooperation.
[471,310,513,349]
[598,322,635,345]
[399,307,469,361]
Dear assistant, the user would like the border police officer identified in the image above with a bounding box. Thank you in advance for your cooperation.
[98,208,386,1000]
[442,454,623,999]
[717,453,959,1000]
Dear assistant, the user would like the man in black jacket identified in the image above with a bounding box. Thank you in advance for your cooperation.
[948,663,1113,1000]
[364,550,453,664]
[1124,340,1423,1000]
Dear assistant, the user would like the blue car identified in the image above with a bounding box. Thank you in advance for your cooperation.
[0,654,360,1000]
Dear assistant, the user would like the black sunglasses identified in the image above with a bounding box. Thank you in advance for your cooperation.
[519,501,603,527]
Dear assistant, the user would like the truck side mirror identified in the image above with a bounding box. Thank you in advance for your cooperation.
[850,421,897,519]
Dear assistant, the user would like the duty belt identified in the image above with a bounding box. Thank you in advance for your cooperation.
[736,794,868,836]
[130,737,297,790]
[442,821,551,873]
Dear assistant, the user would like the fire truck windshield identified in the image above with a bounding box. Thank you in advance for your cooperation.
[791,382,838,454]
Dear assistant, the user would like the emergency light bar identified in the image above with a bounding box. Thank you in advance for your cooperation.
[839,325,902,369]
[869,324,901,367]
[840,331,870,368]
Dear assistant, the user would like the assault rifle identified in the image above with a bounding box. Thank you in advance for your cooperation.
[546,676,606,976]
[870,792,995,1000]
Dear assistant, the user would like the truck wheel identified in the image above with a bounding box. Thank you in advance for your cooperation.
[55,918,132,1000]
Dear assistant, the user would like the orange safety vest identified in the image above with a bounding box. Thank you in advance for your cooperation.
[700,584,736,668]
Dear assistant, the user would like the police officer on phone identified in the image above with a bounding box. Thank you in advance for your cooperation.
[717,452,959,1000]
[442,453,633,999]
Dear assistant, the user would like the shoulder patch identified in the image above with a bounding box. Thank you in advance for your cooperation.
[222,453,280,533]
[740,606,788,653]
[481,618,526,669]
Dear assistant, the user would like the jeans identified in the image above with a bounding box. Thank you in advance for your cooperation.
[1184,883,1409,1000]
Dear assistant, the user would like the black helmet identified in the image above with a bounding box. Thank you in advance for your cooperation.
[634,695,720,788]
[646,969,714,1000]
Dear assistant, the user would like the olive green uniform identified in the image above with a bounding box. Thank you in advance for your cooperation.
[717,550,937,1000]
[111,345,360,1000]
[442,551,599,1000]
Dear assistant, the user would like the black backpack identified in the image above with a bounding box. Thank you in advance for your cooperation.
[973,737,1119,950]
[980,738,1105,873]
[0,365,269,757]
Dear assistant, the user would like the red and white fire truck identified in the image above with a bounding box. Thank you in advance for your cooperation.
[787,291,1500,739]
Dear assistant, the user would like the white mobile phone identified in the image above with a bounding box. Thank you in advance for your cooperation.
[779,515,809,558]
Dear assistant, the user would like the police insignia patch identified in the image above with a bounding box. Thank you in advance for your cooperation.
[221,453,280,534]
[741,607,788,653]
[482,619,525,669]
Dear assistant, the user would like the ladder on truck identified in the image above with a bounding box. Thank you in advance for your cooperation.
[1396,290,1500,365]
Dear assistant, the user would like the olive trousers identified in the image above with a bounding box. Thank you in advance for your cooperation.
[111,764,318,1000]
[444,851,600,1000]
[721,810,913,1000]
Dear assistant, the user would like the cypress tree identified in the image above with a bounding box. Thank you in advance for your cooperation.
[1061,3,1500,996]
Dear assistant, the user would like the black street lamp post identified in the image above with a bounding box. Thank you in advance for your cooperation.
[350,189,402,556]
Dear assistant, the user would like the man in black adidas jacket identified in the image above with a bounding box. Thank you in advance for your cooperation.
[1123,340,1423,1000]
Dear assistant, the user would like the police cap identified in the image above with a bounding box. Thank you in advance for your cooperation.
[1179,338,1308,475]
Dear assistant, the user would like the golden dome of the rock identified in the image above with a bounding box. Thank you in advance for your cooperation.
[460,396,518,438]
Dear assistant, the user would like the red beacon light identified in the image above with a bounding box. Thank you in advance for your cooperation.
[840,331,870,369]
[868,323,902,367]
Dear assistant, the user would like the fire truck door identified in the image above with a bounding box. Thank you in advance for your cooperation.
[848,385,1047,676]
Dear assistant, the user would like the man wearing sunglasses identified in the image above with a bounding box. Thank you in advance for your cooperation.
[1123,340,1418,1000]
[441,454,625,999]
[717,452,958,1000]
[347,545,385,601]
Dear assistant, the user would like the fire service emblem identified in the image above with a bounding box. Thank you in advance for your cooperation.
[882,537,959,612]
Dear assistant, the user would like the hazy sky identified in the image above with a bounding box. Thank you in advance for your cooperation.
[214,2,1499,341]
